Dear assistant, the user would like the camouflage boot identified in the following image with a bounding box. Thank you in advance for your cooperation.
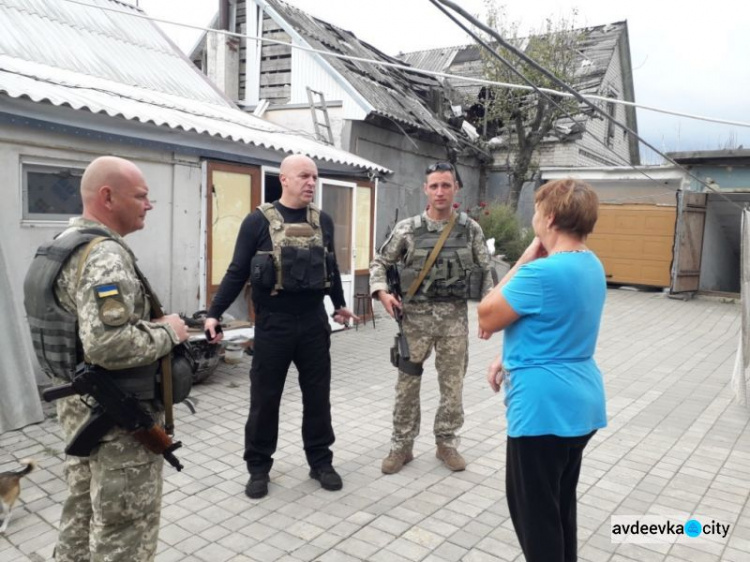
[436,444,466,471]
[381,449,414,474]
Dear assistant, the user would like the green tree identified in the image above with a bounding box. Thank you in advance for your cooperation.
[479,3,584,210]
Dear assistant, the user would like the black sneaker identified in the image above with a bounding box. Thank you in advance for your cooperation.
[245,473,270,499]
[309,466,343,491]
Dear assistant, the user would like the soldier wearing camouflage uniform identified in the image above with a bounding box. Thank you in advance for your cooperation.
[24,156,188,561]
[370,162,493,474]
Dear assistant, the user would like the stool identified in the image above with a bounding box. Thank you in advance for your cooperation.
[354,293,375,330]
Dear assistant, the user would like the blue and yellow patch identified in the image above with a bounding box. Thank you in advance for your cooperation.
[95,284,120,299]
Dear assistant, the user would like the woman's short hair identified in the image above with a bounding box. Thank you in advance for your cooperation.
[535,179,599,238]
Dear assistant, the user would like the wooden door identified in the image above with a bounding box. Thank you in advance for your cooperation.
[671,191,708,293]
[206,162,261,307]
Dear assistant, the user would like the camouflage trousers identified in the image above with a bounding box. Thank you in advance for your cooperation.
[54,392,164,562]
[390,331,469,452]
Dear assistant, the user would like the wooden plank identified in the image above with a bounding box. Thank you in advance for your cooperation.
[260,72,291,86]
[260,85,291,101]
[260,58,292,72]
[262,29,290,42]
[263,17,285,33]
[261,44,292,57]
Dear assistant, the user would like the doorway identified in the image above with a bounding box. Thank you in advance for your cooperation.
[206,161,261,316]
[672,191,750,295]
[317,179,356,328]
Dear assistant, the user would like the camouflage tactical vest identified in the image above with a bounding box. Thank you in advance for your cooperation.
[255,202,333,294]
[399,212,484,302]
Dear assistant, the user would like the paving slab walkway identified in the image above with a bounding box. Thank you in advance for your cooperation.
[1,289,748,561]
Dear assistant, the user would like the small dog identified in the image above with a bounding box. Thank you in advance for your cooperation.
[0,459,36,533]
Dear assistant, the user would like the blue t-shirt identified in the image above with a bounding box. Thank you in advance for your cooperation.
[500,251,607,438]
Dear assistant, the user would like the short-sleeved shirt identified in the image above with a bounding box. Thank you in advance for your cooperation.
[500,251,607,438]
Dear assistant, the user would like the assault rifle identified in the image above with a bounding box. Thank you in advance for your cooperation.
[386,266,423,377]
[43,366,184,471]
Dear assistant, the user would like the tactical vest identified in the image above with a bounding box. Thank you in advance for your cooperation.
[24,228,110,382]
[399,212,484,302]
[23,228,180,401]
[251,203,333,294]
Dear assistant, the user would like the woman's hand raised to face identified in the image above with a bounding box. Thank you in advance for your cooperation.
[518,237,548,265]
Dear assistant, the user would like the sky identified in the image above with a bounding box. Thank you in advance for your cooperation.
[136,0,750,164]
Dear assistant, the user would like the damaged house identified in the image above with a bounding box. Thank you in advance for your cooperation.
[191,2,640,229]
[190,0,485,259]
[401,20,640,220]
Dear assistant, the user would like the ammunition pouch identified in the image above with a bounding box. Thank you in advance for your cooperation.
[250,253,276,290]
[106,363,160,400]
[390,338,423,376]
[466,265,485,300]
[93,344,194,405]
[280,245,327,291]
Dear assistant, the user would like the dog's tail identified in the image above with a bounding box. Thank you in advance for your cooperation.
[14,459,36,477]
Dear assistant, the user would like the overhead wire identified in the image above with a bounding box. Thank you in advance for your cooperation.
[428,0,682,200]
[53,0,745,207]
[55,0,750,130]
[430,0,745,211]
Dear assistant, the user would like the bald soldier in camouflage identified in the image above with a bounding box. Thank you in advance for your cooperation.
[25,157,188,561]
[370,162,494,474]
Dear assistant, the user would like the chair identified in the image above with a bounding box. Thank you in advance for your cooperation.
[354,293,375,330]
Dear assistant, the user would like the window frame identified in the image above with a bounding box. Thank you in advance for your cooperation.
[21,159,86,223]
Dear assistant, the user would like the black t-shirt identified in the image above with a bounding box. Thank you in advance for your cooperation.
[207,201,346,317]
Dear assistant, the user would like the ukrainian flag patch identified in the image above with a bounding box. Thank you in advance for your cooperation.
[95,284,120,298]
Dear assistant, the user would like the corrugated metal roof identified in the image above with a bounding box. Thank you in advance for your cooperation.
[263,0,458,142]
[0,0,390,174]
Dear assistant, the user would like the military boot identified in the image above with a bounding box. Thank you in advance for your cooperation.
[381,449,414,474]
[436,444,466,471]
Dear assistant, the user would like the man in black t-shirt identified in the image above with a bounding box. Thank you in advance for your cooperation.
[205,154,357,499]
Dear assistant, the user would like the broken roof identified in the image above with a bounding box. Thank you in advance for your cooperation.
[400,20,639,161]
[259,0,458,142]
[400,21,632,102]
[0,0,390,174]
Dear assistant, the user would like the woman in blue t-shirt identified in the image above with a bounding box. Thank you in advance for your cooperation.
[478,179,607,562]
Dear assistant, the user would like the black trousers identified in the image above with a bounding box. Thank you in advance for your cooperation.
[244,305,335,475]
[506,431,595,562]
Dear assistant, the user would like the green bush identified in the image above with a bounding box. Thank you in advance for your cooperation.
[502,227,536,263]
[472,203,533,264]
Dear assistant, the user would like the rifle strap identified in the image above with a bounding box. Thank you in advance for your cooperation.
[75,234,175,433]
[75,236,108,287]
[406,212,458,299]
[132,263,175,435]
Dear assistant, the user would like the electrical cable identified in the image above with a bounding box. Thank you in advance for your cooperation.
[50,0,750,130]
[45,0,746,207]
[430,0,746,211]
[428,0,686,201]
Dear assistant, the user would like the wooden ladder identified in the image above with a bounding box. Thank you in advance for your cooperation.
[306,87,334,145]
